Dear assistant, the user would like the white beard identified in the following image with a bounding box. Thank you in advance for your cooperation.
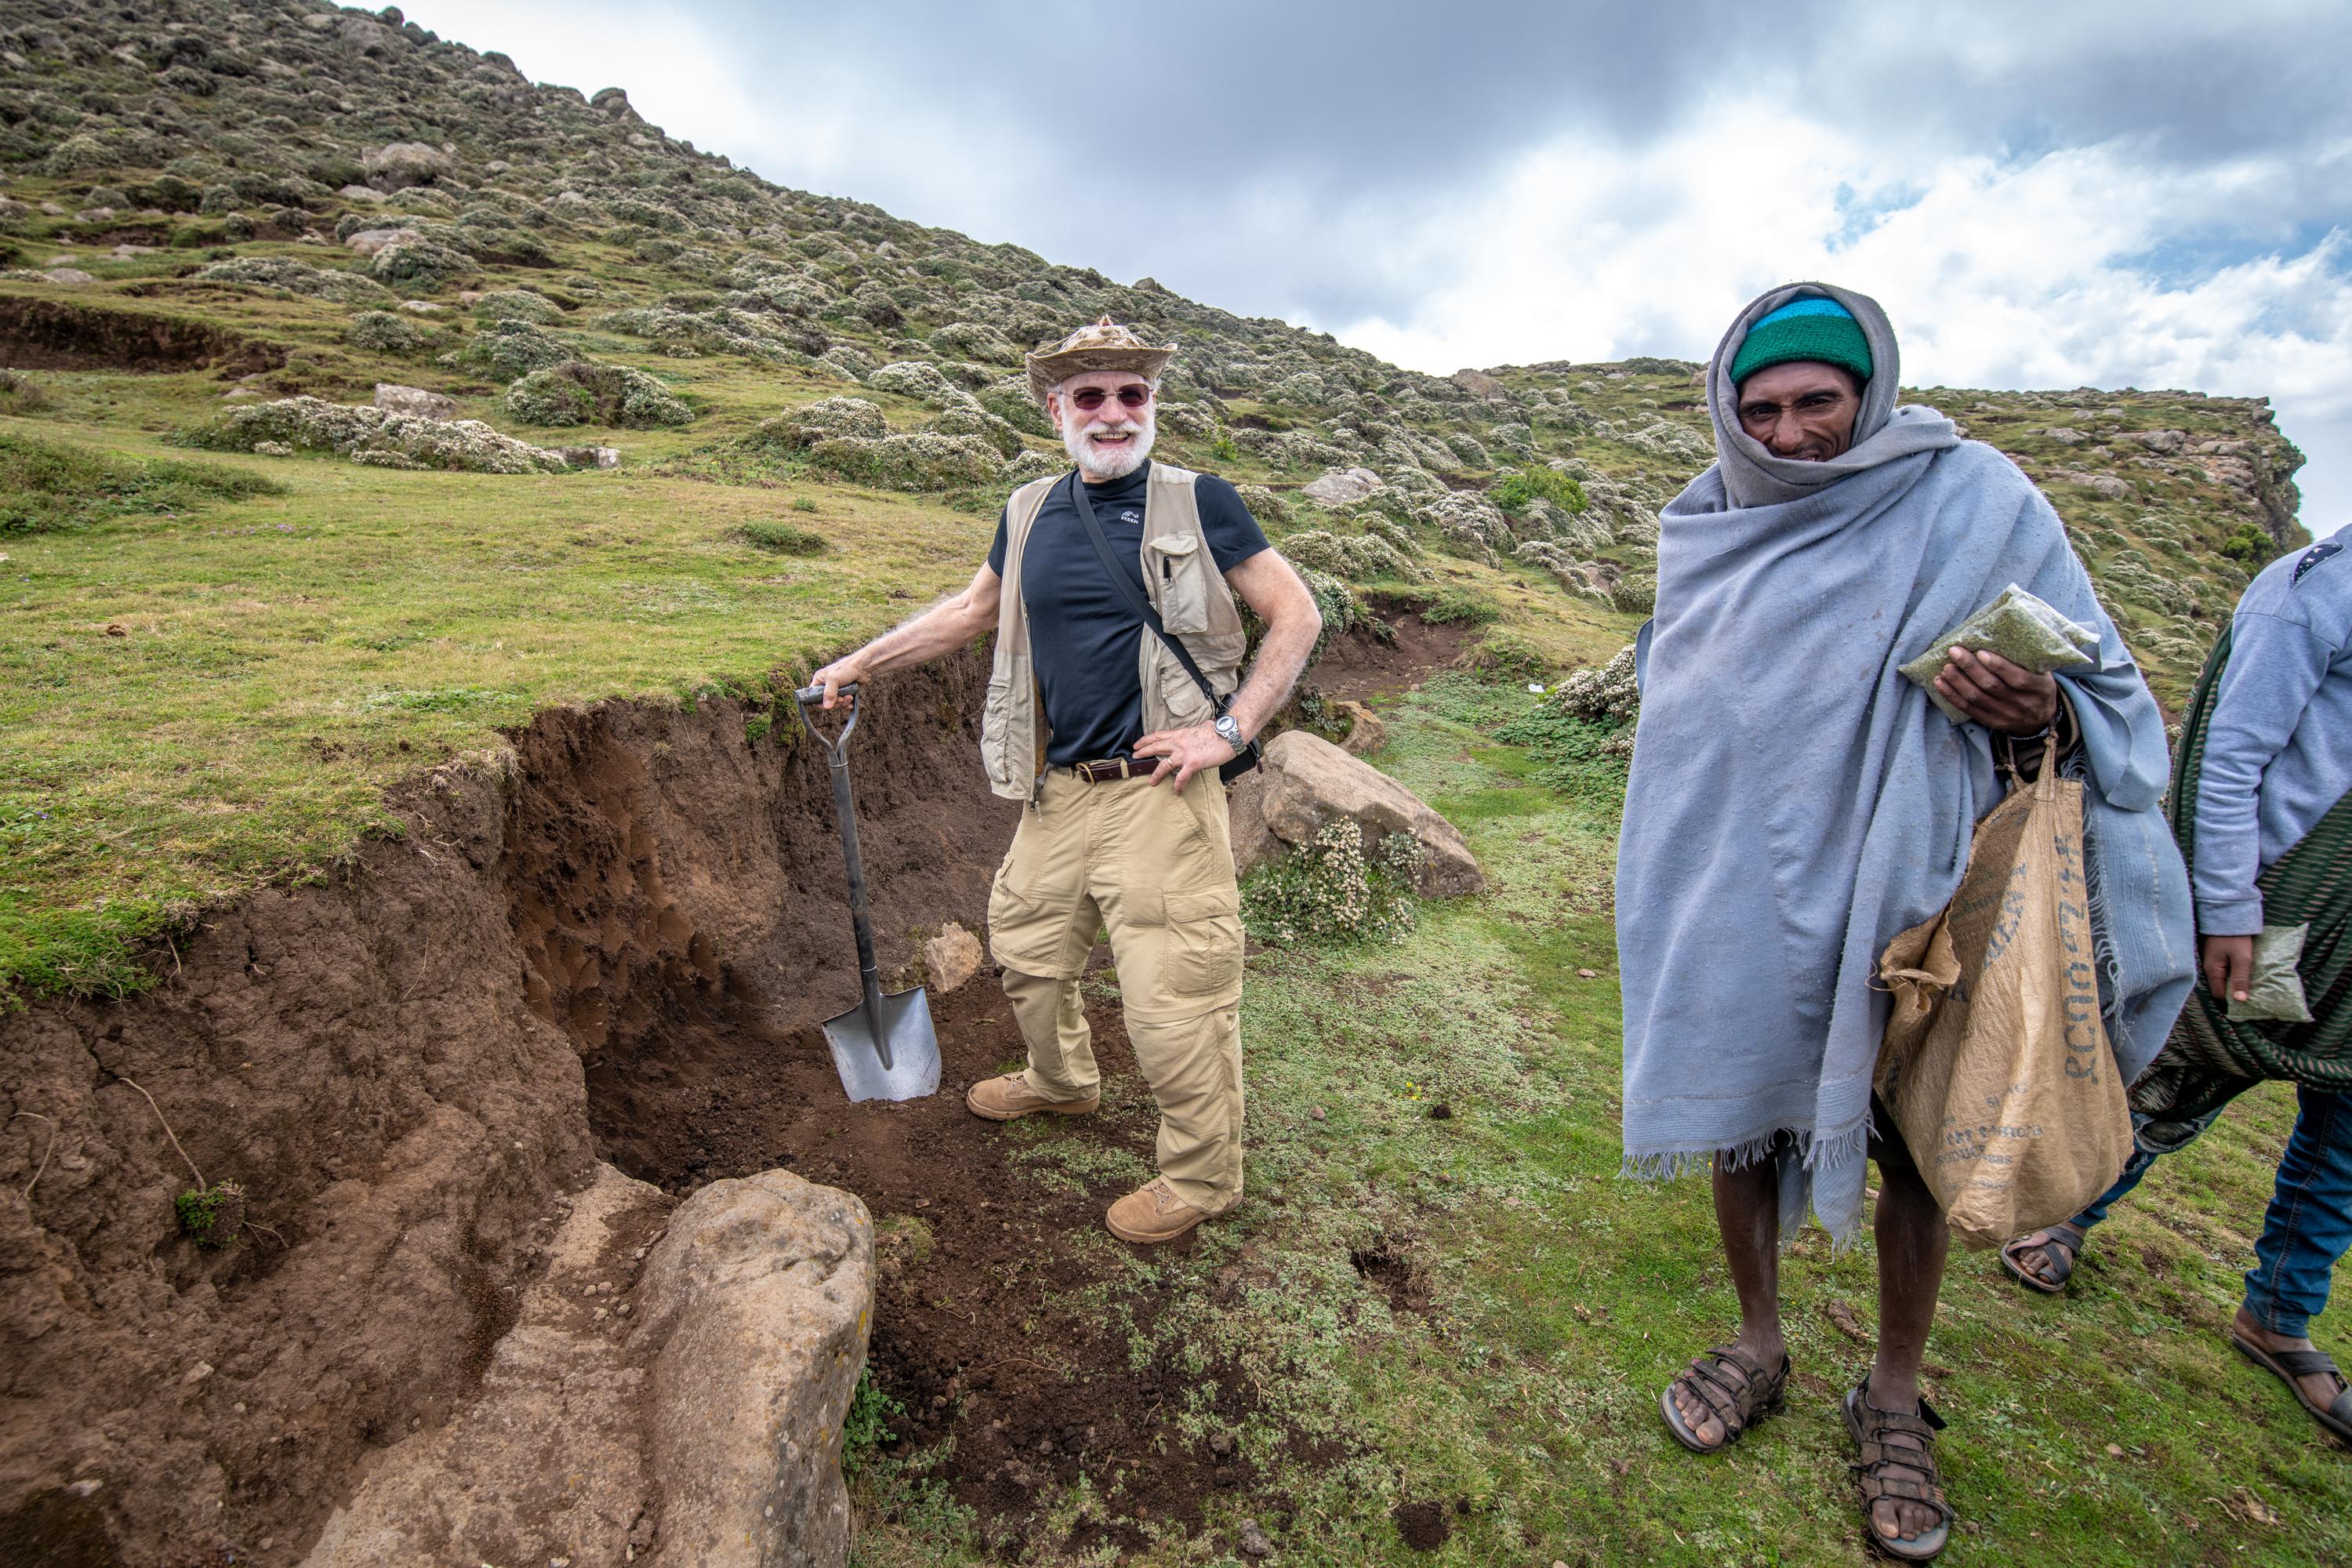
[1062,407,1156,481]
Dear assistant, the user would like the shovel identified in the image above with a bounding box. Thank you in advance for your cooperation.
[792,681,942,1103]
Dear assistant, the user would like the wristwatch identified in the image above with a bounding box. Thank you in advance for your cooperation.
[1212,713,1245,751]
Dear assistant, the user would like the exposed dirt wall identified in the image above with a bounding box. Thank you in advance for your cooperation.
[0,652,1013,1566]
[0,296,287,374]
[0,758,597,1566]
[504,652,1015,1163]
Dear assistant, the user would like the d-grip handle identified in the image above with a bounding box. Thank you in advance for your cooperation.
[790,680,860,752]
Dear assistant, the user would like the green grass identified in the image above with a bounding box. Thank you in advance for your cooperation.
[848,674,2351,1567]
[0,428,286,536]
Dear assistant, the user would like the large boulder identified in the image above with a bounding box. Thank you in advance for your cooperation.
[372,382,456,420]
[302,1166,670,1567]
[301,1164,872,1568]
[637,1170,873,1568]
[1232,731,1483,896]
[362,141,451,192]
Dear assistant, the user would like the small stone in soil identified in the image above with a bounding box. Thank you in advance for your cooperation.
[1577,967,1599,978]
[1209,1432,1233,1455]
[1310,1106,1327,1121]
[1238,1518,1276,1559]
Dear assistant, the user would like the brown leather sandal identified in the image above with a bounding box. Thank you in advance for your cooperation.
[1999,1221,2085,1294]
[1658,1341,1788,1454]
[1843,1380,1953,1561]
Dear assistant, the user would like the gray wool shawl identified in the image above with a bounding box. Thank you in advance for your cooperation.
[1617,284,2195,1245]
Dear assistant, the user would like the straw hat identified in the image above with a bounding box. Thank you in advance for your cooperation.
[1023,315,1177,405]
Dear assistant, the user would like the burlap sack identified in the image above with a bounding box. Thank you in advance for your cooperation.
[1874,768,2132,1249]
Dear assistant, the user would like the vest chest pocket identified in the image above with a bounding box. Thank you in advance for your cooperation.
[1146,533,1214,634]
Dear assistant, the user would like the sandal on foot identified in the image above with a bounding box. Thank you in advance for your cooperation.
[1999,1222,2085,1294]
[2229,1332,2352,1443]
[1658,1342,1788,1454]
[1843,1381,1953,1562]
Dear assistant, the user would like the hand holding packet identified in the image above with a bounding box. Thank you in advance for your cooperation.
[1898,583,2100,723]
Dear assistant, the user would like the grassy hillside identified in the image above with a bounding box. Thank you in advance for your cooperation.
[0,0,2310,999]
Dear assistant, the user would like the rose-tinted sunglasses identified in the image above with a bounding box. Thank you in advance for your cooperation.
[1066,384,1152,412]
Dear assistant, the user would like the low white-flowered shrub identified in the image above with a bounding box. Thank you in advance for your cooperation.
[1243,821,1426,946]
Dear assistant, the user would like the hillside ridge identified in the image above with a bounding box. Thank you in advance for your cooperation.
[0,0,2312,998]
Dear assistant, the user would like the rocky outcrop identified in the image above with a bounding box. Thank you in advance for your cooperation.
[371,383,456,420]
[1230,731,1483,897]
[301,1166,669,1568]
[637,1171,873,1568]
[1301,466,1384,506]
[301,1163,873,1568]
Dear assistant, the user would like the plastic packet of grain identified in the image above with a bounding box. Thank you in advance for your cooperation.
[2228,923,2314,1024]
[1900,584,2100,723]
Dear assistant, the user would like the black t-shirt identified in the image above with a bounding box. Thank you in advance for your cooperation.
[986,465,1269,765]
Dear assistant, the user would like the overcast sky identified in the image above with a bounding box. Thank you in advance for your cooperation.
[412,0,2352,539]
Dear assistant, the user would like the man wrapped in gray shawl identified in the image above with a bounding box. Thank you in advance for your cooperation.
[1617,281,2193,1559]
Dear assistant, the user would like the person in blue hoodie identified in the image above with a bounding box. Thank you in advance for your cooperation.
[2002,524,2352,1446]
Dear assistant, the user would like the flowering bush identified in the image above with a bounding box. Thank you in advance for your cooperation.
[1243,821,1426,946]
[177,396,571,474]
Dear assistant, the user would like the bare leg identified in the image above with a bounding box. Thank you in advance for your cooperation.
[1867,1155,1951,1543]
[1668,1152,1788,1446]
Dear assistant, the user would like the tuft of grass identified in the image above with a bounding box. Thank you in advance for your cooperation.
[1419,586,1502,627]
[739,519,829,555]
[1490,463,1588,516]
[174,1179,248,1249]
[0,430,287,536]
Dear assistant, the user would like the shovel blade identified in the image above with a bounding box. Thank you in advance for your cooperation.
[821,986,942,1103]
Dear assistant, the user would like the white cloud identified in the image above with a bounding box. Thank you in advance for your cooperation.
[407,2,2352,537]
[1332,112,2352,537]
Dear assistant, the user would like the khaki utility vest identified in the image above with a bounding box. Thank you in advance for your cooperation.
[981,463,1249,800]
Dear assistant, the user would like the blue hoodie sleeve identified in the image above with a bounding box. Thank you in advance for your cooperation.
[2191,608,2334,934]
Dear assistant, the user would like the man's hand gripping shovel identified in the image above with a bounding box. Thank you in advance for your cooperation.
[792,681,942,1103]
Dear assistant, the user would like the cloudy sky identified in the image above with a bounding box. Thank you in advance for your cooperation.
[412,0,2352,538]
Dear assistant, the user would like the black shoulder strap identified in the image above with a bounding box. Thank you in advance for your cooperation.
[1065,470,1225,712]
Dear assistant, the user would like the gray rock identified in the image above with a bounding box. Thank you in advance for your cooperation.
[344,226,419,258]
[1301,466,1384,507]
[554,445,623,470]
[301,1165,669,1567]
[362,141,449,192]
[1254,731,1483,897]
[1330,699,1385,757]
[637,1169,873,1568]
[1225,768,1283,878]
[337,183,387,204]
[41,267,93,285]
[372,383,457,420]
[301,1164,872,1568]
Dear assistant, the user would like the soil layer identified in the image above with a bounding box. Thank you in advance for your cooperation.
[586,969,1279,1553]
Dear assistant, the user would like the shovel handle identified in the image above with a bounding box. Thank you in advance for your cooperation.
[791,681,859,751]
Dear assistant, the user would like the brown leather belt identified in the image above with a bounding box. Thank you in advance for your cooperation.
[1068,757,1148,783]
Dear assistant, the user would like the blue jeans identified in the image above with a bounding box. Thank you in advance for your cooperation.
[2244,1087,2352,1339]
[2069,1090,2350,1338]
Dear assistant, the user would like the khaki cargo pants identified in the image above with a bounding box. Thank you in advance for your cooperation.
[987,768,1247,1212]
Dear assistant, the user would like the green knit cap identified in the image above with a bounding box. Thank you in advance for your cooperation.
[1729,296,1873,387]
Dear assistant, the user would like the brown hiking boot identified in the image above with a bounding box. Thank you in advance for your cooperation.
[1105,1178,1218,1245]
[964,1073,1098,1122]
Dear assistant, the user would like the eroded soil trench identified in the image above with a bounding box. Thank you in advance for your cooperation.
[0,619,1461,1566]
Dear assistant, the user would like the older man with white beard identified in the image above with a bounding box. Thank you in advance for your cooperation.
[811,318,1322,1243]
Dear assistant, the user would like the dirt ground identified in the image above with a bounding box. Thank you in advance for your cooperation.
[587,968,1285,1553]
[0,622,1463,1566]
